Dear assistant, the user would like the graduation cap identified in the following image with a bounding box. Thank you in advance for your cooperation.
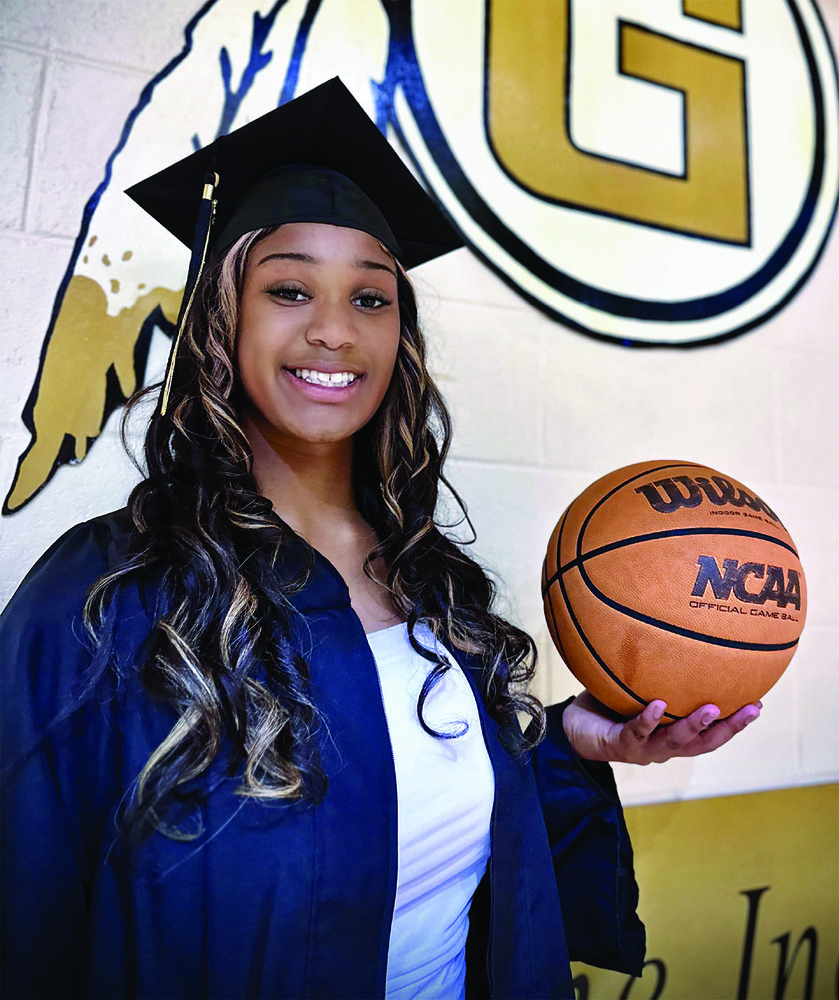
[126,77,463,413]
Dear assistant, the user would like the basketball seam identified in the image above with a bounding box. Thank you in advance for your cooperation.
[547,515,571,669]
[542,464,704,591]
[542,526,801,591]
[577,463,788,564]
[543,466,707,721]
[575,566,801,652]
[547,504,678,720]
[583,463,706,533]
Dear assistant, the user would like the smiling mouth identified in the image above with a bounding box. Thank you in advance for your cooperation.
[288,368,360,388]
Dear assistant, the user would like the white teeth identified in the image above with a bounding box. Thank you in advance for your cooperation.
[293,368,358,388]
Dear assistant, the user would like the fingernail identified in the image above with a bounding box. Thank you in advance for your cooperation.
[651,702,665,720]
[701,709,720,726]
[744,712,758,726]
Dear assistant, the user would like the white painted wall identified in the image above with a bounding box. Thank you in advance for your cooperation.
[1,0,836,806]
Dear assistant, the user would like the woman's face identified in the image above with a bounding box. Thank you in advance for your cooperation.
[236,222,401,453]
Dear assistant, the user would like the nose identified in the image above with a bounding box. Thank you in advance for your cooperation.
[304,299,355,350]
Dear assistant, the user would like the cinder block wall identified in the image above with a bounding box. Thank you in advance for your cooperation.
[1,0,836,806]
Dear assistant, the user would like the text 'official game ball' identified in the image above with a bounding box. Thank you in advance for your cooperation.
[541,461,807,722]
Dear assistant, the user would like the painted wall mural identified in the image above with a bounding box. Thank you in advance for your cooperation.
[4,0,837,515]
[575,783,838,1000]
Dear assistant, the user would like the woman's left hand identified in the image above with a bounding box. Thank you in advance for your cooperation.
[563,691,761,764]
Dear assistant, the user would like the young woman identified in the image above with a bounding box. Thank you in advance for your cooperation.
[0,80,759,1000]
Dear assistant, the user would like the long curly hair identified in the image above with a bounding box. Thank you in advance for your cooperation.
[85,227,545,839]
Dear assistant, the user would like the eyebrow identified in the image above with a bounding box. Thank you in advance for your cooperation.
[354,257,397,278]
[257,251,318,266]
[257,250,397,278]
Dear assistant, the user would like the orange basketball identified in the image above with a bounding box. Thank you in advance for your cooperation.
[542,460,807,722]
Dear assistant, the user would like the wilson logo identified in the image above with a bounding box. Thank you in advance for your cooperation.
[635,476,779,521]
[691,555,800,610]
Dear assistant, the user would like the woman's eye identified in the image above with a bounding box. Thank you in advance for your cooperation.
[353,291,392,310]
[266,284,309,303]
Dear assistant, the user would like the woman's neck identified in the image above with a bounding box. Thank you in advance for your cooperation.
[245,419,359,544]
[243,418,402,633]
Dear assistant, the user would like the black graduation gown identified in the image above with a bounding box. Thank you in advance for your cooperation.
[0,510,644,999]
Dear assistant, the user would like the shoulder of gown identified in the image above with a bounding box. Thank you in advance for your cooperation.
[0,509,143,999]
[1,508,142,737]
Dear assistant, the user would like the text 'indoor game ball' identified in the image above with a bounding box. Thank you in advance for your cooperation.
[541,461,807,723]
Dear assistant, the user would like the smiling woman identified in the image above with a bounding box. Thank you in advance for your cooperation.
[235,222,403,633]
[0,78,759,1000]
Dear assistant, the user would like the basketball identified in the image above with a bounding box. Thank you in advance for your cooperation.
[541,460,807,722]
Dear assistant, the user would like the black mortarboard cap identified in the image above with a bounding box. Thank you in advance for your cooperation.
[126,77,463,269]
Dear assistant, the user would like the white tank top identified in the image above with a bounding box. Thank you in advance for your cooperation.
[366,622,495,1000]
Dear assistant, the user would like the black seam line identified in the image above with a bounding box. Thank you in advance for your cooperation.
[547,462,700,588]
[578,465,790,564]
[542,526,799,591]
[578,463,703,564]
[584,586,800,652]
[542,466,702,721]
[546,525,571,670]
[549,520,680,719]
[542,463,704,594]
[545,566,569,668]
